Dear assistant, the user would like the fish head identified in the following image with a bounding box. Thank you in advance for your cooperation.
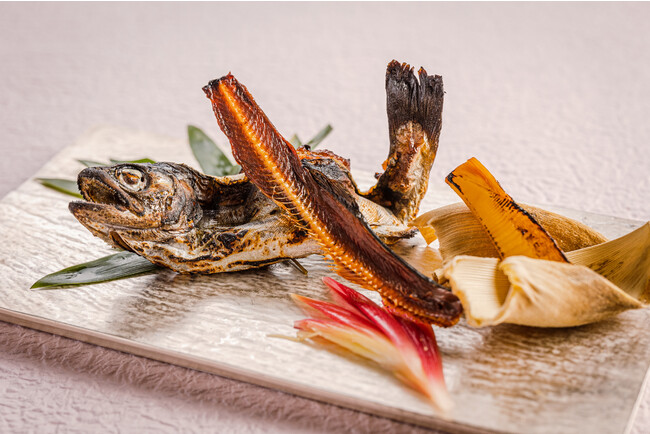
[69,162,204,248]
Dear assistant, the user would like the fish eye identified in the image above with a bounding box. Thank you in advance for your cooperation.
[117,168,147,192]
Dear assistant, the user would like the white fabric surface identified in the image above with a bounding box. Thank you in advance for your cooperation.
[0,3,648,433]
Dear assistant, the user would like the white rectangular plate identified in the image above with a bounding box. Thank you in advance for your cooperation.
[0,126,647,433]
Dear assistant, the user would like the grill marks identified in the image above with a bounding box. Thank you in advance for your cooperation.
[203,74,462,327]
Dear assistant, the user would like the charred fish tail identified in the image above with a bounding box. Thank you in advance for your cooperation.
[363,60,444,223]
[203,74,462,327]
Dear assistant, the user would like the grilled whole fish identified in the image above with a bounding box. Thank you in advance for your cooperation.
[70,60,445,275]
[70,155,410,273]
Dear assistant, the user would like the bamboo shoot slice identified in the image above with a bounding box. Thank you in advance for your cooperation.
[441,223,649,327]
[443,255,642,328]
[445,158,568,262]
[567,222,650,302]
[412,202,608,262]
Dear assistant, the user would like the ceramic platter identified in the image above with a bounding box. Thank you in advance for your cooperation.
[0,127,647,433]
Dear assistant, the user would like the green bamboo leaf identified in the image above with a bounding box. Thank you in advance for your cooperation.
[31,251,160,289]
[78,158,156,167]
[187,125,239,176]
[289,134,303,148]
[37,178,82,198]
[77,159,107,167]
[304,124,333,149]
[109,158,156,164]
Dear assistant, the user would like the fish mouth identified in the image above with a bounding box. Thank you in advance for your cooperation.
[69,167,154,230]
[77,167,145,214]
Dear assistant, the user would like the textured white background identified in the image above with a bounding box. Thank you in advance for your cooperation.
[0,3,649,433]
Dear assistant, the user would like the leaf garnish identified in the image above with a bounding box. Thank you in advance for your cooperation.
[77,159,107,167]
[78,158,156,167]
[31,251,160,289]
[304,124,333,149]
[291,277,452,413]
[287,258,308,275]
[36,178,82,198]
[290,125,332,150]
[289,134,303,148]
[109,158,156,164]
[188,125,241,176]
